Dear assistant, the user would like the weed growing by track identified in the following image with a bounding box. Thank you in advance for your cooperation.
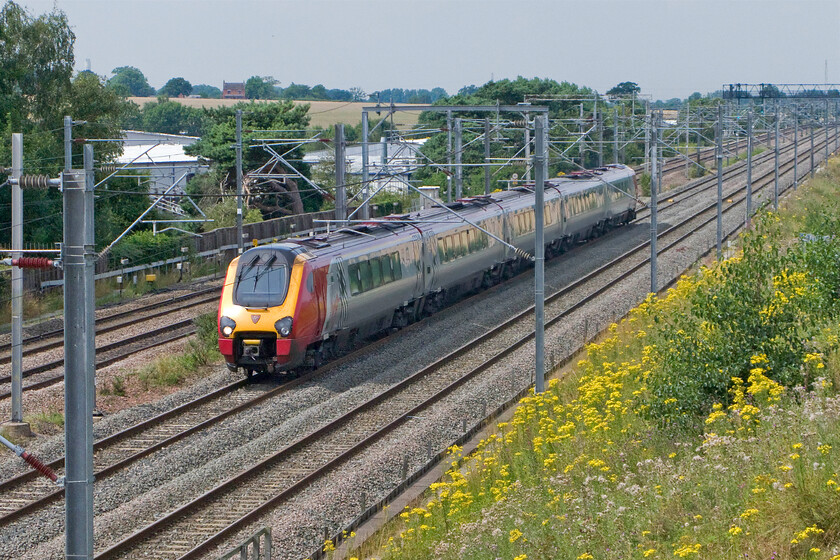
[135,313,221,389]
[359,161,840,559]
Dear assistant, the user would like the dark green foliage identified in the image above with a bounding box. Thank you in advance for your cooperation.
[606,81,641,95]
[192,84,221,98]
[109,230,182,266]
[136,97,208,136]
[107,66,155,97]
[244,76,278,100]
[158,77,192,97]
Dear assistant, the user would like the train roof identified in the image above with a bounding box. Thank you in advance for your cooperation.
[282,164,634,258]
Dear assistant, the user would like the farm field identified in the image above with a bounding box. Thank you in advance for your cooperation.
[357,159,840,560]
[126,97,422,129]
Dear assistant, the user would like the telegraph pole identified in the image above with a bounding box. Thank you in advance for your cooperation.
[9,134,24,433]
[793,106,799,189]
[746,110,753,227]
[446,110,452,202]
[613,108,619,164]
[533,115,545,394]
[334,124,346,222]
[811,119,816,178]
[774,104,779,210]
[825,98,830,166]
[484,118,491,195]
[64,115,73,171]
[235,109,243,254]
[524,111,531,181]
[63,163,95,560]
[361,111,370,219]
[649,112,658,293]
[84,145,97,416]
[716,104,723,259]
[454,118,463,199]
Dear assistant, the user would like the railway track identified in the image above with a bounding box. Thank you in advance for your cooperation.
[636,129,838,222]
[0,289,220,401]
[90,129,818,560]
[0,287,220,367]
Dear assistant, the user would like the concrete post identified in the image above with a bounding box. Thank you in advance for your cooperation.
[10,134,24,428]
[793,107,799,189]
[361,111,370,219]
[534,116,545,394]
[811,122,816,178]
[64,115,72,172]
[84,145,97,416]
[235,109,243,254]
[650,113,658,293]
[596,96,603,167]
[524,112,531,181]
[446,110,452,203]
[63,166,94,560]
[334,124,346,222]
[613,108,619,164]
[825,98,830,166]
[716,105,724,259]
[746,110,753,227]
[484,118,491,195]
[644,101,650,173]
[454,118,463,199]
[774,104,779,210]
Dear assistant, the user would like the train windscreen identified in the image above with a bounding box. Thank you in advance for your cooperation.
[233,251,290,308]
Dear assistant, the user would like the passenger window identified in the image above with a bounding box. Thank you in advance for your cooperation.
[392,252,402,279]
[444,236,454,261]
[359,260,372,292]
[370,257,382,288]
[382,255,394,283]
[348,263,361,295]
[306,271,314,293]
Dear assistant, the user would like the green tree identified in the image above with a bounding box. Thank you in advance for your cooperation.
[606,81,641,96]
[244,76,277,99]
[107,66,155,97]
[0,1,74,131]
[186,101,318,216]
[139,98,208,135]
[159,77,192,97]
[192,84,221,98]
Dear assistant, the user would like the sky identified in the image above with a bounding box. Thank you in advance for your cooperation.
[17,0,840,101]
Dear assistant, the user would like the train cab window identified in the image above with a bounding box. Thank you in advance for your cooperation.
[233,252,290,308]
[370,257,383,288]
[348,263,362,295]
[392,252,403,279]
[359,260,372,292]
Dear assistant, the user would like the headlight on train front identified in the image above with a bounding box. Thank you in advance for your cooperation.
[275,316,293,337]
[220,316,236,337]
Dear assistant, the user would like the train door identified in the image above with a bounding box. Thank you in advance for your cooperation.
[324,256,349,332]
[421,230,437,293]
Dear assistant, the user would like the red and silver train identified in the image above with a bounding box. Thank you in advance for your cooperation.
[218,165,637,374]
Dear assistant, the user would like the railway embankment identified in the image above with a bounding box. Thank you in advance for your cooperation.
[358,161,840,559]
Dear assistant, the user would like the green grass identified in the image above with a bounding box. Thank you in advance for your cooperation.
[22,410,65,436]
[135,313,221,389]
[352,159,840,560]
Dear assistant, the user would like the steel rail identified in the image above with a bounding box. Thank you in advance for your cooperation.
[93,134,808,559]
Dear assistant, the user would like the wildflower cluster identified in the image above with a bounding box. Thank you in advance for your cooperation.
[363,162,840,560]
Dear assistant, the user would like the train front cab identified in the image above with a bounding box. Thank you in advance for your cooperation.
[218,244,320,374]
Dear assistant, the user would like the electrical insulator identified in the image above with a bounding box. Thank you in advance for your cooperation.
[12,257,54,269]
[18,175,52,189]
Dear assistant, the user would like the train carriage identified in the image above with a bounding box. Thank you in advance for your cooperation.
[218,164,637,375]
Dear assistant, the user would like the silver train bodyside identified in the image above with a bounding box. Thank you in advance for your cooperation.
[310,165,636,352]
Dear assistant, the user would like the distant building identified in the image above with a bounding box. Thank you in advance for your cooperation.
[117,130,208,215]
[222,82,246,99]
